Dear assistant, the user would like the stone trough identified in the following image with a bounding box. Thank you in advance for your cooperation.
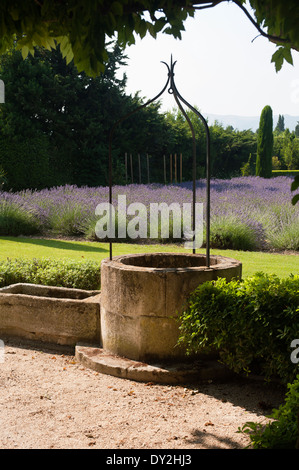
[0,283,101,346]
[0,253,242,383]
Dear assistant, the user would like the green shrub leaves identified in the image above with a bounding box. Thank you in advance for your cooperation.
[0,258,101,290]
[178,272,299,384]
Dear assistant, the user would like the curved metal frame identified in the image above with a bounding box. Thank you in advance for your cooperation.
[108,56,211,267]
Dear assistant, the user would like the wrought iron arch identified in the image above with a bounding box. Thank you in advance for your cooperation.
[108,56,211,267]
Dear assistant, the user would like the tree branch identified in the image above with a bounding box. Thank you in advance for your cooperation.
[193,1,223,10]
[189,0,292,47]
[232,0,290,45]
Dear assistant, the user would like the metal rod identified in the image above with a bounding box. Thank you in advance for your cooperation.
[108,66,171,259]
[167,57,211,267]
[107,57,210,265]
[172,93,197,255]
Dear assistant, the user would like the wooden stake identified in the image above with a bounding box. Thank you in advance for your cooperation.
[138,153,141,184]
[147,154,150,184]
[180,153,182,183]
[170,154,172,184]
[163,154,166,184]
[174,153,177,183]
[130,153,133,183]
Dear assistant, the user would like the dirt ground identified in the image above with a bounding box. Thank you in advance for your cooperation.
[0,338,286,450]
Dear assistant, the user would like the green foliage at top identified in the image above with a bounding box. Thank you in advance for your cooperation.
[0,0,192,77]
[256,105,273,178]
[0,1,297,76]
[245,0,298,69]
[178,272,299,385]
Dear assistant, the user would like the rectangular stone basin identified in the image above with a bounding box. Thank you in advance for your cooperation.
[0,283,101,347]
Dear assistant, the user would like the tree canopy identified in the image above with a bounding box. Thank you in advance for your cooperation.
[0,0,298,77]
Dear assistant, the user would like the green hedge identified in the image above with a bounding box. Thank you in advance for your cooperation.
[0,136,51,191]
[178,272,299,449]
[0,258,101,290]
[178,272,299,385]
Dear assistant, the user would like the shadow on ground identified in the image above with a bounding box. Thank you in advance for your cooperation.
[1,236,108,254]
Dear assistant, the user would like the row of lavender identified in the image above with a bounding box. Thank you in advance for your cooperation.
[0,176,298,251]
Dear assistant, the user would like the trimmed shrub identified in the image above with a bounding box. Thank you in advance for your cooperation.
[178,273,299,384]
[0,258,101,290]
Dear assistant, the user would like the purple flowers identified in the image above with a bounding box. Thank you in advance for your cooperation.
[0,176,298,250]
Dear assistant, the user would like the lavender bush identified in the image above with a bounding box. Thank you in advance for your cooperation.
[0,197,41,235]
[0,177,298,251]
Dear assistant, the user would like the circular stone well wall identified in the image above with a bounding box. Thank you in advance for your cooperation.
[100,252,242,362]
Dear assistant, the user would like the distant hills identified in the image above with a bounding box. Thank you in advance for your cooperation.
[204,113,299,132]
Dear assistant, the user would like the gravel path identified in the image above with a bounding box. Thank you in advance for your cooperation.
[0,338,286,450]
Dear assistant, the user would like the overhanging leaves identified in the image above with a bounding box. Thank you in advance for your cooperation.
[0,0,297,77]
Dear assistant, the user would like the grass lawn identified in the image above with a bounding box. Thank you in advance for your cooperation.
[0,236,298,278]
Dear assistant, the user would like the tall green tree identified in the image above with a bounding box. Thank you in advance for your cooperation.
[0,44,134,189]
[256,105,273,178]
[282,130,299,170]
[0,44,180,189]
[275,114,285,134]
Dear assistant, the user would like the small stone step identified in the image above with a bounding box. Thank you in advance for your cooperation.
[75,343,234,384]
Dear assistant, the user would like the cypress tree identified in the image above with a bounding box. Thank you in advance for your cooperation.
[256,105,273,178]
[275,114,285,133]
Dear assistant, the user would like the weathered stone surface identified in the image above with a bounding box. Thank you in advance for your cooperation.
[0,283,101,346]
[75,343,234,384]
[100,253,242,362]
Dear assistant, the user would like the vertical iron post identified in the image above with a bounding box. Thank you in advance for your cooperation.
[107,57,211,266]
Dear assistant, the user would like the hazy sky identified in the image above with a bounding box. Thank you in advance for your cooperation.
[118,2,299,117]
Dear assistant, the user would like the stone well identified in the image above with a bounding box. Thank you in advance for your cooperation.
[100,252,242,363]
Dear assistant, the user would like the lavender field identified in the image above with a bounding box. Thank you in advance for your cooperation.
[0,176,298,252]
